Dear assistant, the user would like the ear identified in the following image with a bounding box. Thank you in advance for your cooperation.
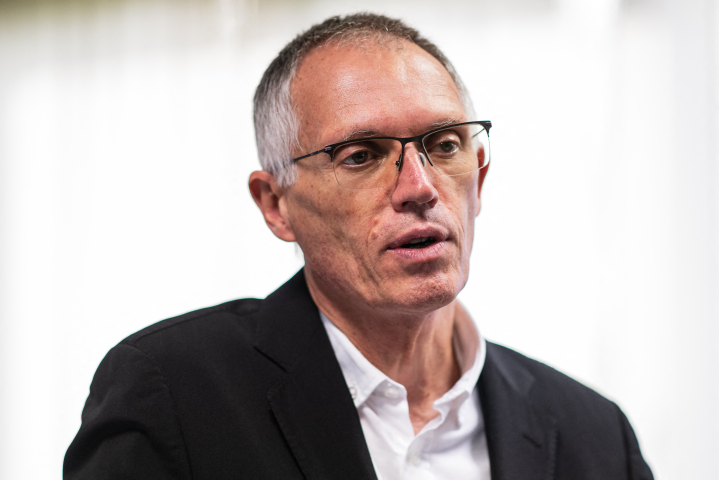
[475,150,489,217]
[249,170,297,242]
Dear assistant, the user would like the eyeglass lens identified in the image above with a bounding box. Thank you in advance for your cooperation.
[330,123,489,190]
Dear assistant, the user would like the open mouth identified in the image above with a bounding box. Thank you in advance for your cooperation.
[386,226,448,255]
[400,237,438,249]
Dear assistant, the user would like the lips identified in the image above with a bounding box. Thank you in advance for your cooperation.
[387,226,449,250]
[402,237,437,249]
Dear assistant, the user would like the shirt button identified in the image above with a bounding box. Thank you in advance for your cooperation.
[407,450,422,466]
[348,386,357,400]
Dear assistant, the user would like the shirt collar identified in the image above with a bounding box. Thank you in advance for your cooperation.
[321,312,387,407]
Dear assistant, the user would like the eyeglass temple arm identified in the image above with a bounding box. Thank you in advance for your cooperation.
[290,146,333,164]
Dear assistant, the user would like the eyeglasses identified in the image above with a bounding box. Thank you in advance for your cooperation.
[290,121,491,190]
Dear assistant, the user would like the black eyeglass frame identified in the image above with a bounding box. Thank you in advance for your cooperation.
[289,120,492,173]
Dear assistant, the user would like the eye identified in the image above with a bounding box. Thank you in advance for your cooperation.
[424,129,464,158]
[333,140,388,169]
[344,150,370,165]
[439,141,458,153]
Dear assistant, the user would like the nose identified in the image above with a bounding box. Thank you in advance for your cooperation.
[390,142,439,211]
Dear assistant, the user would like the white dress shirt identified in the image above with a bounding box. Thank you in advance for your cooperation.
[320,310,491,480]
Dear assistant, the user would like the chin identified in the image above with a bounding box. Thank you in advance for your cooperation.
[384,270,462,313]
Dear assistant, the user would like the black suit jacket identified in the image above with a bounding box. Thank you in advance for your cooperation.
[64,270,653,479]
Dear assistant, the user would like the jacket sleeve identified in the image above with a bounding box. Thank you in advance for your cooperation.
[63,343,193,480]
[617,406,654,480]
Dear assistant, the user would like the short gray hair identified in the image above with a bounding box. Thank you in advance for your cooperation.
[253,13,475,187]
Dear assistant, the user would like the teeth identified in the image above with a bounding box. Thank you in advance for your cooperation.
[408,237,430,244]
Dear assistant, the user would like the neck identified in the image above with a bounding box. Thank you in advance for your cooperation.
[305,269,462,434]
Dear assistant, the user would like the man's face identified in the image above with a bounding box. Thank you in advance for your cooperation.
[284,39,484,316]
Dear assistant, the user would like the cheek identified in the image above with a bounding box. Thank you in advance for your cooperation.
[289,183,379,264]
[438,177,478,273]
[443,175,478,228]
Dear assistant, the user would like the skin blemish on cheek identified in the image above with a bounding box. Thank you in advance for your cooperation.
[364,191,390,247]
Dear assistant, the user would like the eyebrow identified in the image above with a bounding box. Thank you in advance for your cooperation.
[341,129,380,142]
[338,118,463,143]
[428,118,462,129]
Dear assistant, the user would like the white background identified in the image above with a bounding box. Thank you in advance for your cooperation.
[1,0,718,478]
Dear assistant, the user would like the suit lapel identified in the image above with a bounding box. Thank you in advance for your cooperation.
[255,270,378,480]
[479,343,558,480]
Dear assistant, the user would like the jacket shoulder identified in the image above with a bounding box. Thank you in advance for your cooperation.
[486,341,616,412]
[121,297,263,353]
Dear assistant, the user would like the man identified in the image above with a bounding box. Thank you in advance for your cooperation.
[64,13,653,480]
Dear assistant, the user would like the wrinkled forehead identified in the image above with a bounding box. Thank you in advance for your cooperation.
[290,37,466,144]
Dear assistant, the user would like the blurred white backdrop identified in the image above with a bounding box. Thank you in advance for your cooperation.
[1,0,717,478]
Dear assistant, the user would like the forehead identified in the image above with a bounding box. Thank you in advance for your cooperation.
[291,38,466,144]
